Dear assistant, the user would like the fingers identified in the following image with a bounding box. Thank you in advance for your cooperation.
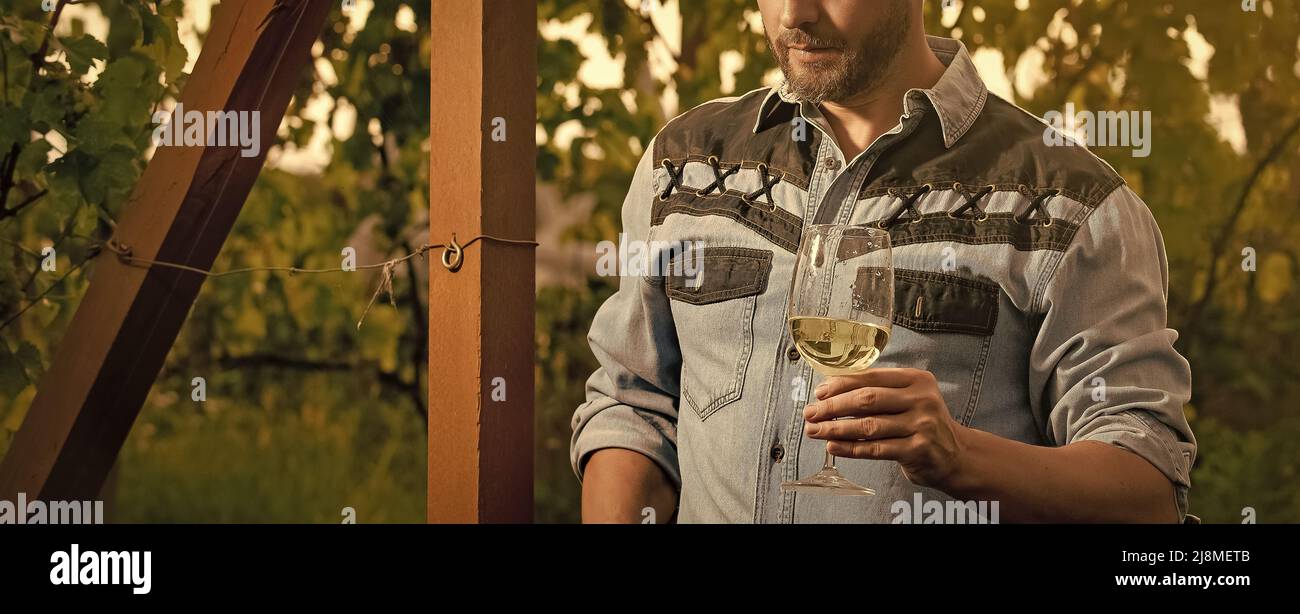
[805,414,912,441]
[814,368,929,400]
[826,437,912,460]
[804,386,911,421]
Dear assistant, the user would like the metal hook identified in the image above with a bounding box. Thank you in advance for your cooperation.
[441,236,464,272]
[108,238,133,264]
[441,236,467,271]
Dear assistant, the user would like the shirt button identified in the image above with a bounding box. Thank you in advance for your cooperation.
[771,443,785,463]
[824,158,840,170]
[787,347,800,361]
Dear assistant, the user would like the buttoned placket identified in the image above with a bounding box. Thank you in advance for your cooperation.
[756,101,931,524]
[753,133,831,523]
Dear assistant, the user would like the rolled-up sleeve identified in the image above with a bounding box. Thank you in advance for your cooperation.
[570,139,682,488]
[1029,185,1197,520]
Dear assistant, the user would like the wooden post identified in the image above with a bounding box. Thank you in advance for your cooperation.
[427,0,537,523]
[0,1,332,502]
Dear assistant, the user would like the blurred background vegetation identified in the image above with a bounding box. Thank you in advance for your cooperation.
[1,0,429,522]
[1,0,1297,523]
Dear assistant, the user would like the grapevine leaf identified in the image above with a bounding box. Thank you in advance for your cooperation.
[82,145,139,206]
[93,54,149,125]
[57,34,109,76]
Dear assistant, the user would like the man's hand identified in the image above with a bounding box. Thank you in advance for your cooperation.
[804,368,1181,522]
[803,368,967,489]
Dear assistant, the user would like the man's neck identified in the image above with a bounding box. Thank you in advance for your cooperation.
[817,36,948,162]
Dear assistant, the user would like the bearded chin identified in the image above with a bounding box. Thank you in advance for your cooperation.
[779,51,857,105]
[767,2,911,105]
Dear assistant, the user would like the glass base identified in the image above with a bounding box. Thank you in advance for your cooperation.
[780,467,875,496]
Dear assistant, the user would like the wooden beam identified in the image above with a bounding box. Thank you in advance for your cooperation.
[0,1,332,502]
[427,0,537,523]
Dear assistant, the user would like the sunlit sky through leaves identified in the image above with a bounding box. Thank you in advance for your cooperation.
[59,0,1249,171]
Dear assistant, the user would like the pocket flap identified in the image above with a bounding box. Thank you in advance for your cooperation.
[666,247,773,305]
[854,268,999,336]
[892,269,999,335]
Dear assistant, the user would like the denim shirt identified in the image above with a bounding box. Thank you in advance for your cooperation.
[570,36,1197,523]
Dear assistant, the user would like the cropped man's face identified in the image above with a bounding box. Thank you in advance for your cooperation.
[758,0,913,104]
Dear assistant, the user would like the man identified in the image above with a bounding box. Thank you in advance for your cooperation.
[570,0,1196,523]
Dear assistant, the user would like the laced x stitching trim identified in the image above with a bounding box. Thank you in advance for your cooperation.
[1015,188,1060,226]
[659,159,685,201]
[881,184,933,228]
[695,156,741,197]
[947,183,995,222]
[741,163,782,210]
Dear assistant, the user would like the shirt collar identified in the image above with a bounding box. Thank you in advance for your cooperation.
[752,36,989,149]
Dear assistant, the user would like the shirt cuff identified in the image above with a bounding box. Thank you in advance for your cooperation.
[570,404,681,489]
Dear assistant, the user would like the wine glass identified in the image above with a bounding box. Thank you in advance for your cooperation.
[781,224,893,496]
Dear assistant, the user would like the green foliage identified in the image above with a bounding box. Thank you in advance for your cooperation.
[1,0,181,465]
[1,0,430,523]
[1188,416,1300,523]
[117,369,425,523]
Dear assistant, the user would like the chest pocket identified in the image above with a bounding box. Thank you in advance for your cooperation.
[666,247,774,421]
[858,267,1000,425]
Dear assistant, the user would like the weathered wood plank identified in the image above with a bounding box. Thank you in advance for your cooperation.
[427,0,537,523]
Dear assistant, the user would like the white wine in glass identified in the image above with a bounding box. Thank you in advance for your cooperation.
[788,316,890,376]
[782,224,893,496]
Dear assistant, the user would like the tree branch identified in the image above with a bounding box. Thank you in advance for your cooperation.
[0,0,69,211]
[1183,116,1300,337]
[0,188,48,222]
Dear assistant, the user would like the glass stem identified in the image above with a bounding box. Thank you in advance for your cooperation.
[822,445,836,471]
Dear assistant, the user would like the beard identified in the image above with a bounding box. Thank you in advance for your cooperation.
[766,1,912,105]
